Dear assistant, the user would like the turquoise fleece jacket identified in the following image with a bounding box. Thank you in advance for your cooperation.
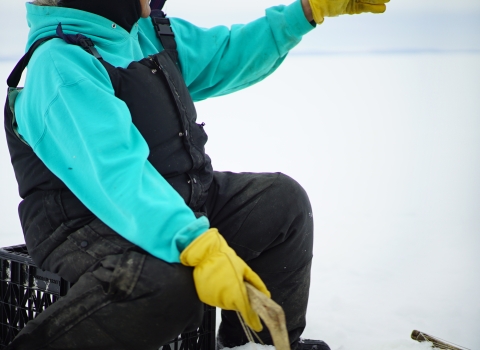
[14,2,314,263]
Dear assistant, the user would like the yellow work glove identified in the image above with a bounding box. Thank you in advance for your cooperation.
[180,228,270,332]
[308,0,389,24]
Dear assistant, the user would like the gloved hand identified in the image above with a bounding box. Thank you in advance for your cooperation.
[308,0,389,24]
[180,228,270,332]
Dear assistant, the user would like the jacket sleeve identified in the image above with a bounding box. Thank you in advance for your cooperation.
[15,44,209,263]
[170,0,314,101]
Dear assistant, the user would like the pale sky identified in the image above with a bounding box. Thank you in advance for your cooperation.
[0,0,480,58]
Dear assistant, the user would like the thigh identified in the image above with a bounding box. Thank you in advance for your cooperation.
[205,171,314,273]
[8,252,203,350]
[30,218,137,284]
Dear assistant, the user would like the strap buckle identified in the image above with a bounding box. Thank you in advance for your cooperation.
[79,37,103,59]
[153,18,175,37]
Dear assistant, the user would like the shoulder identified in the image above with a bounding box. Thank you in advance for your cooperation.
[19,37,114,115]
[16,37,114,129]
[27,38,111,88]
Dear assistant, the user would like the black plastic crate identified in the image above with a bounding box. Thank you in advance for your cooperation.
[0,244,216,349]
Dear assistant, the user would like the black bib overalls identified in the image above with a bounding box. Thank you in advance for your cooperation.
[4,12,315,350]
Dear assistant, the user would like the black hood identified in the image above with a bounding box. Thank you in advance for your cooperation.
[59,0,142,33]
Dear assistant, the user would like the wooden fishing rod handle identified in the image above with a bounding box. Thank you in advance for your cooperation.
[245,282,290,350]
[411,330,466,350]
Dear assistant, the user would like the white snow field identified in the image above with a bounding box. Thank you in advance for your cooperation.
[194,53,480,350]
[1,52,479,350]
[1,0,480,349]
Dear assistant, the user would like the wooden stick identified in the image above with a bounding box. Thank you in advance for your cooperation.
[411,330,469,350]
[246,282,290,350]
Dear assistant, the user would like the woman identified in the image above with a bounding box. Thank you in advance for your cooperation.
[4,0,387,348]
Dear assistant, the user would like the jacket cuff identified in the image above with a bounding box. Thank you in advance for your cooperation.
[266,0,316,57]
[285,0,317,35]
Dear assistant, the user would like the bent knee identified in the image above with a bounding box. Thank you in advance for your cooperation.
[273,173,312,214]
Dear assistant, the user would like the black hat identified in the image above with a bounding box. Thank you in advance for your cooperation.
[59,0,142,32]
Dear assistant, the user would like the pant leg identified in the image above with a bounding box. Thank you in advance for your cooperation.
[205,172,314,349]
[7,220,203,350]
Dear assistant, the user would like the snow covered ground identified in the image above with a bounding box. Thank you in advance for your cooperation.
[194,53,480,350]
[1,1,479,349]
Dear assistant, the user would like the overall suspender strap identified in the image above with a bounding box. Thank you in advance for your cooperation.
[7,35,57,88]
[6,23,104,90]
[55,23,103,60]
[77,37,103,60]
[151,11,178,63]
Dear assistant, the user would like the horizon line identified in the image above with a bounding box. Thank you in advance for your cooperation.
[289,48,480,56]
[1,48,480,62]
